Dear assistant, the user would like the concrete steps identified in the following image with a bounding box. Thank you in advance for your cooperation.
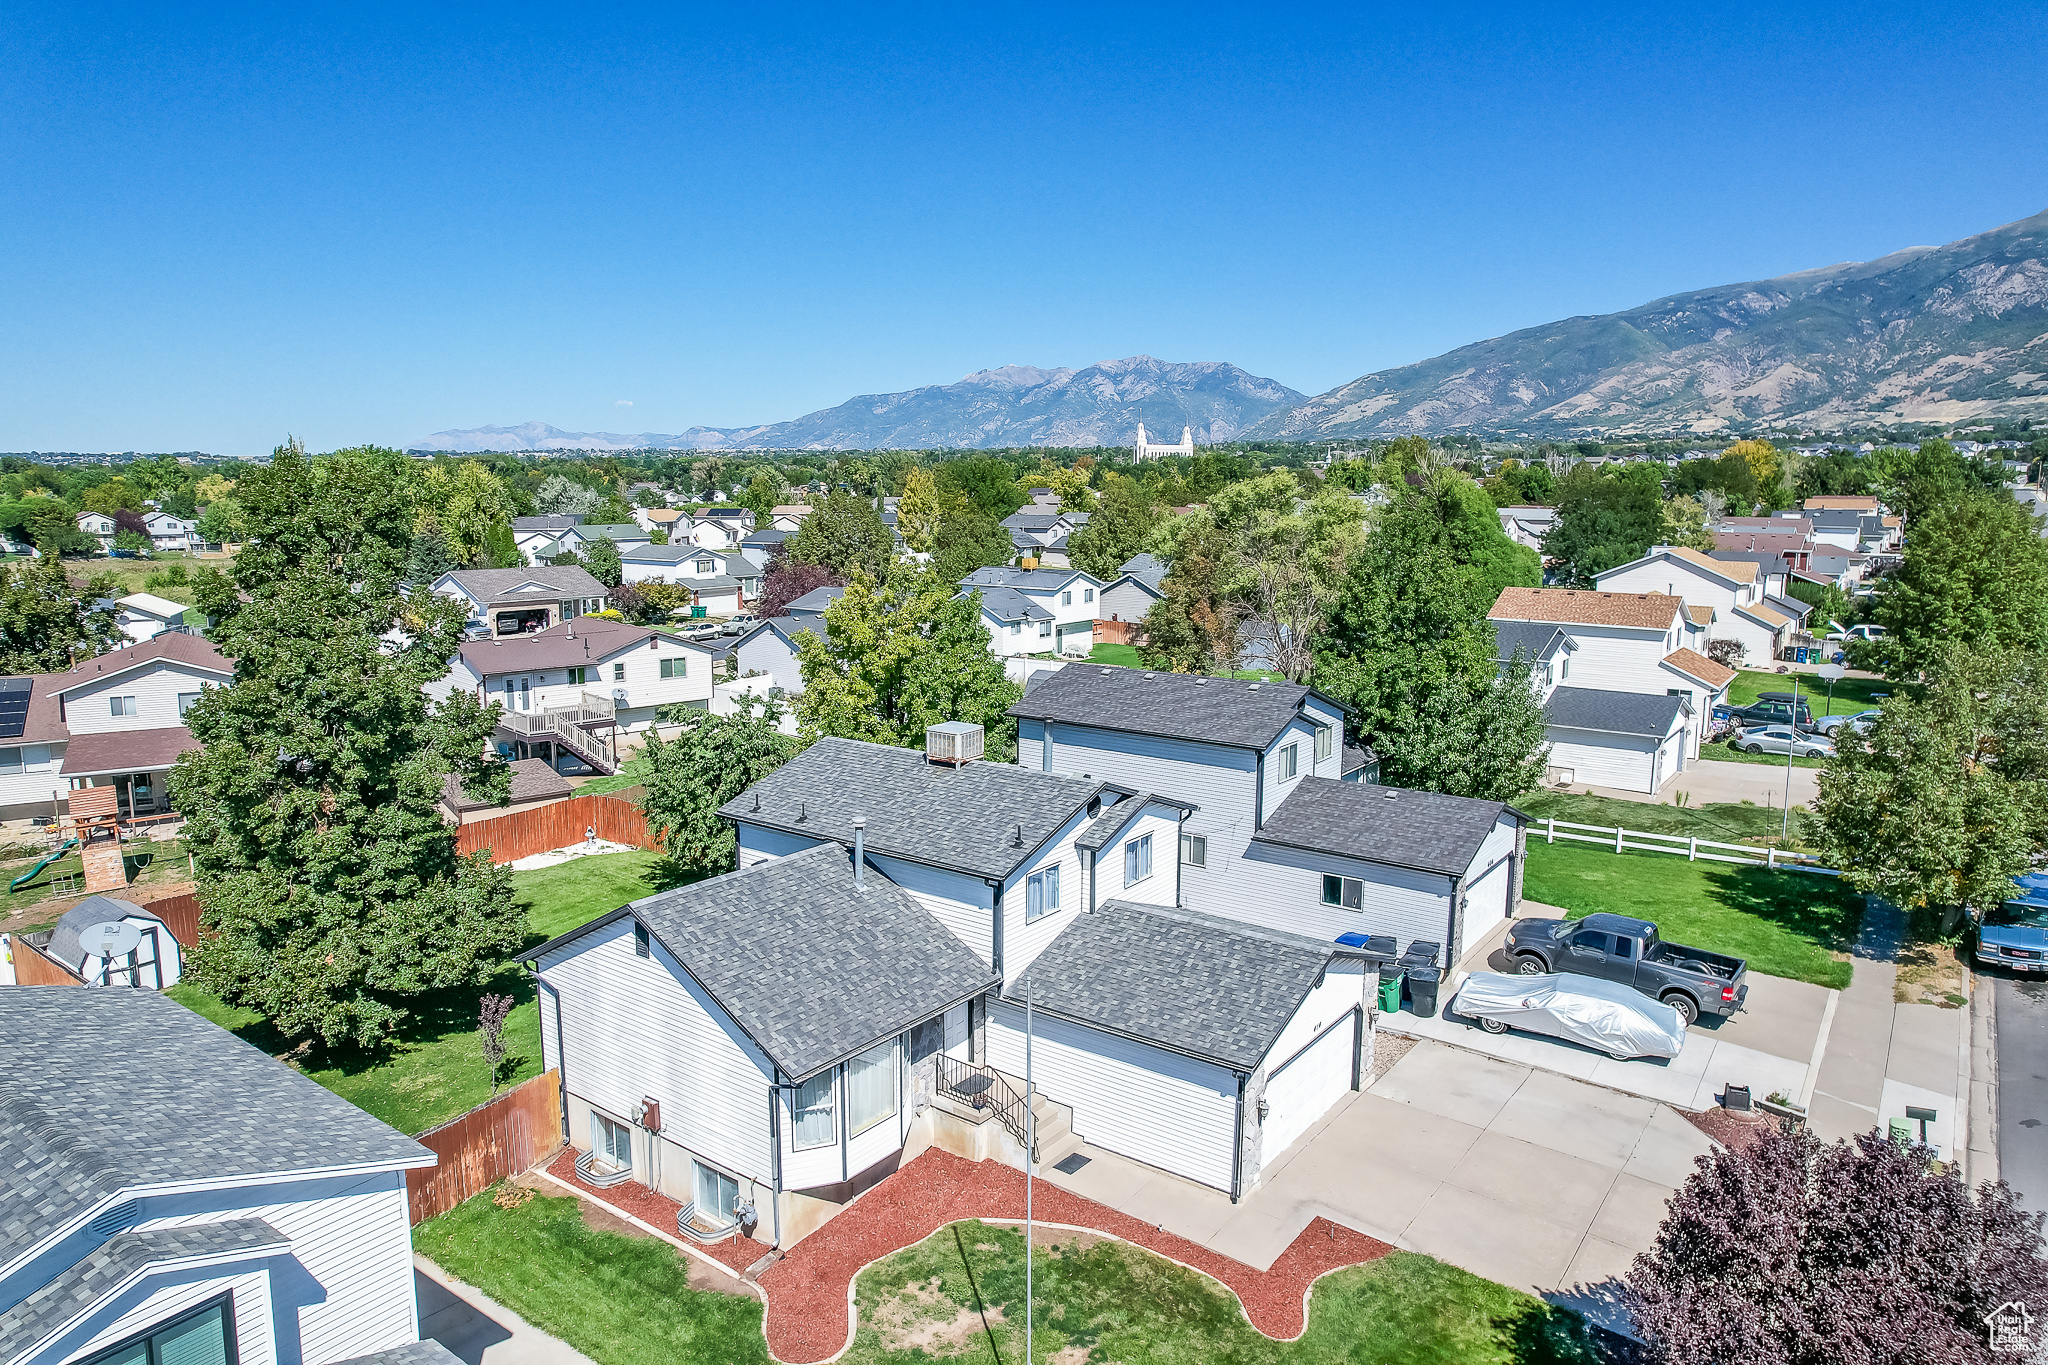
[1028,1090,1080,1169]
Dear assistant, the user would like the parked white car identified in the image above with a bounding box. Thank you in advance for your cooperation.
[1732,725,1835,759]
[1823,623,1886,644]
[1450,970,1687,1060]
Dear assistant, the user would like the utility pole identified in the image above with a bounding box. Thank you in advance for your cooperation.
[1025,973,1035,1365]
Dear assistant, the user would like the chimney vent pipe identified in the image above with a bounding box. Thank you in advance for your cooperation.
[852,817,866,889]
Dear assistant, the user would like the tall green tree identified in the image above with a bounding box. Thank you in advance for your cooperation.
[1067,472,1156,581]
[1139,517,1241,675]
[1814,644,2048,924]
[1872,438,2002,527]
[639,703,800,875]
[895,464,962,556]
[937,456,1029,520]
[1869,490,2048,676]
[929,505,1013,582]
[795,573,1022,760]
[0,555,121,673]
[739,470,783,531]
[580,535,625,589]
[172,440,520,1048]
[1540,463,1664,585]
[789,488,896,581]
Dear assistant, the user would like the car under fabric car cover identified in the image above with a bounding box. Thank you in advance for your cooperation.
[1450,970,1688,1059]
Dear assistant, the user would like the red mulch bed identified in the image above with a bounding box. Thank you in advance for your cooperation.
[543,1148,773,1278]
[547,1147,1389,1364]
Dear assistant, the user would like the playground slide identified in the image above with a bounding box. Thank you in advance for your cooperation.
[10,838,78,893]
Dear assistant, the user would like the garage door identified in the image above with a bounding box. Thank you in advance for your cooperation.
[1260,1015,1355,1161]
[1461,856,1512,962]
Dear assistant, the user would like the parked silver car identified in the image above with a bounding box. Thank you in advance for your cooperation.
[1813,708,1880,737]
[1450,970,1687,1060]
[1732,725,1834,759]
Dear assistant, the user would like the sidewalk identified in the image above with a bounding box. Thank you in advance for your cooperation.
[1805,899,1970,1164]
[415,1255,595,1365]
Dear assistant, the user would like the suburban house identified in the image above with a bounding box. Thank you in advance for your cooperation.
[0,989,442,1365]
[783,586,844,622]
[558,523,653,558]
[740,527,788,562]
[1801,495,1902,554]
[959,566,1102,658]
[73,512,117,553]
[511,514,586,565]
[438,756,573,826]
[1495,504,1558,553]
[632,506,686,539]
[617,546,759,611]
[730,617,819,698]
[1489,587,1735,793]
[111,593,191,646]
[769,504,812,532]
[141,511,201,554]
[0,632,233,823]
[1593,545,1800,667]
[429,566,609,639]
[685,507,755,550]
[9,895,185,988]
[430,615,716,773]
[1000,509,1081,567]
[1097,553,1167,627]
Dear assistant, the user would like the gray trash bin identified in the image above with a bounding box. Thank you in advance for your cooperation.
[1406,966,1442,1018]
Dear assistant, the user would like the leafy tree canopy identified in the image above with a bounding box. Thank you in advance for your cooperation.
[580,535,624,589]
[1869,490,2048,676]
[929,505,1013,583]
[418,459,516,566]
[937,456,1029,521]
[0,555,122,673]
[1067,472,1157,582]
[1540,462,1664,586]
[639,703,800,876]
[756,555,847,618]
[894,465,961,557]
[788,488,895,581]
[1872,438,2004,527]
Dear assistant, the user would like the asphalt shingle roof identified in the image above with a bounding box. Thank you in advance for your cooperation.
[960,566,1091,592]
[717,736,1104,880]
[1661,648,1737,689]
[0,990,430,1266]
[1491,621,1573,664]
[332,1344,465,1365]
[0,1219,291,1360]
[46,896,157,973]
[1120,553,1166,575]
[784,587,845,615]
[439,566,606,604]
[1489,587,1683,631]
[972,585,1052,621]
[456,614,692,674]
[1542,685,1686,738]
[1008,665,1342,751]
[544,843,995,1081]
[1007,900,1337,1070]
[1250,777,1513,878]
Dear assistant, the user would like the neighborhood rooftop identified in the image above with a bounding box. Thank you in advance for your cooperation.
[961,566,1089,591]
[1009,665,1344,750]
[0,989,431,1266]
[1489,586,1684,630]
[438,565,606,603]
[531,842,995,1081]
[1542,685,1688,738]
[716,736,1118,880]
[455,613,691,672]
[1006,900,1344,1071]
[1250,777,1518,878]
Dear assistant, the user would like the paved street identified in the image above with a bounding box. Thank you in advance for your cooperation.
[1993,974,2048,1211]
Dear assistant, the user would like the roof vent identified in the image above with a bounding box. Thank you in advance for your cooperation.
[1193,677,1205,685]
[1247,683,1261,690]
[1383,790,1398,800]
[926,721,984,768]
[1142,673,1154,680]
[91,1201,142,1236]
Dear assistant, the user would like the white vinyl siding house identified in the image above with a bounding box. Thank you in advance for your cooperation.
[1250,960,1369,1167]
[1098,573,1164,625]
[435,620,716,739]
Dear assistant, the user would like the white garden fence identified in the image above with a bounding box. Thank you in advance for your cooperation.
[1538,817,1839,877]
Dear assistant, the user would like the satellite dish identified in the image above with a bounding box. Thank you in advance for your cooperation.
[1817,664,1847,682]
[80,920,141,959]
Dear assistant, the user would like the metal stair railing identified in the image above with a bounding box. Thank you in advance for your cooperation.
[935,1054,1036,1159]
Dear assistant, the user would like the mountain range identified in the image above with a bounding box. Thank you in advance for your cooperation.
[1248,206,2048,440]
[410,356,1303,453]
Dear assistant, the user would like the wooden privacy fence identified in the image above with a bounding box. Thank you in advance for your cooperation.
[140,892,204,948]
[1538,817,1839,876]
[1094,619,1144,648]
[408,1069,565,1224]
[455,794,652,865]
[8,936,83,986]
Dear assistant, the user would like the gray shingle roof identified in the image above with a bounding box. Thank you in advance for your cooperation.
[46,897,158,973]
[1000,512,1066,532]
[438,566,605,604]
[1073,794,1151,853]
[784,587,845,616]
[331,1343,465,1365]
[717,736,1104,880]
[571,524,645,540]
[512,515,584,531]
[0,990,431,1266]
[1120,553,1166,575]
[736,617,824,654]
[537,843,995,1081]
[1111,568,1167,595]
[441,758,572,812]
[0,1219,291,1360]
[961,566,1093,592]
[1008,665,1346,750]
[1492,621,1574,664]
[1007,901,1336,1070]
[1543,686,1686,738]
[971,586,1052,622]
[1250,777,1514,878]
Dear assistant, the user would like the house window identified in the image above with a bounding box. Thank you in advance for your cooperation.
[696,559,717,573]
[613,662,626,681]
[694,1161,739,1223]
[109,696,138,718]
[81,1296,233,1365]
[1560,658,1569,679]
[1315,726,1333,761]
[660,658,687,679]
[1279,743,1299,779]
[1124,833,1152,887]
[1061,590,1072,606]
[1009,623,1021,636]
[1026,865,1061,921]
[1084,588,1094,602]
[1322,875,1364,910]
[567,666,593,686]
[633,923,650,957]
[847,1038,899,1136]
[1181,833,1206,867]
[792,1070,837,1150]
[1038,621,1051,638]
[591,1112,632,1171]
[0,747,20,777]
[177,692,201,718]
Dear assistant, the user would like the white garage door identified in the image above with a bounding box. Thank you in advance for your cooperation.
[1261,1016,1355,1161]
[1460,856,1512,962]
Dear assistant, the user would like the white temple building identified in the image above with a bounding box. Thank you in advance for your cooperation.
[1133,421,1194,461]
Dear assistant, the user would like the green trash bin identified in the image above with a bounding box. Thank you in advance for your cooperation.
[1378,969,1403,1014]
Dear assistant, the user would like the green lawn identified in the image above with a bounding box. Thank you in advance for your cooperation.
[1522,839,1860,988]
[414,1193,1600,1365]
[1088,641,1282,681]
[1516,789,1814,844]
[1700,740,1828,769]
[414,1186,769,1365]
[1725,668,1894,716]
[166,850,671,1134]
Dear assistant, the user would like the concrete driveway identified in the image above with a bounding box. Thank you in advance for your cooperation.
[1574,759,1819,808]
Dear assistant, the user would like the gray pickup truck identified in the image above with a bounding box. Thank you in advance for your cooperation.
[1503,912,1747,1026]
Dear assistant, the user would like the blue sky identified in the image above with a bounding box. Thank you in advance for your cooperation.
[3,3,2044,455]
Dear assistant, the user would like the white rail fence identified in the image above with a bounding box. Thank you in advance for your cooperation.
[1538,817,1840,877]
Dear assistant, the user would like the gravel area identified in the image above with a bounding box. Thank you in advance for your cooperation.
[549,1146,1390,1364]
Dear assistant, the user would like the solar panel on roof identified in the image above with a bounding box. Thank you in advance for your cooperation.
[0,679,32,741]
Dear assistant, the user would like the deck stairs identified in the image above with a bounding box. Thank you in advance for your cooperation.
[498,692,619,774]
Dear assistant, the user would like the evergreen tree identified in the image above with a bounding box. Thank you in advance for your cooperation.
[171,440,520,1048]
[406,525,455,586]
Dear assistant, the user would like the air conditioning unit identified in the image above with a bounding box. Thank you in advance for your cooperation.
[926,721,985,768]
